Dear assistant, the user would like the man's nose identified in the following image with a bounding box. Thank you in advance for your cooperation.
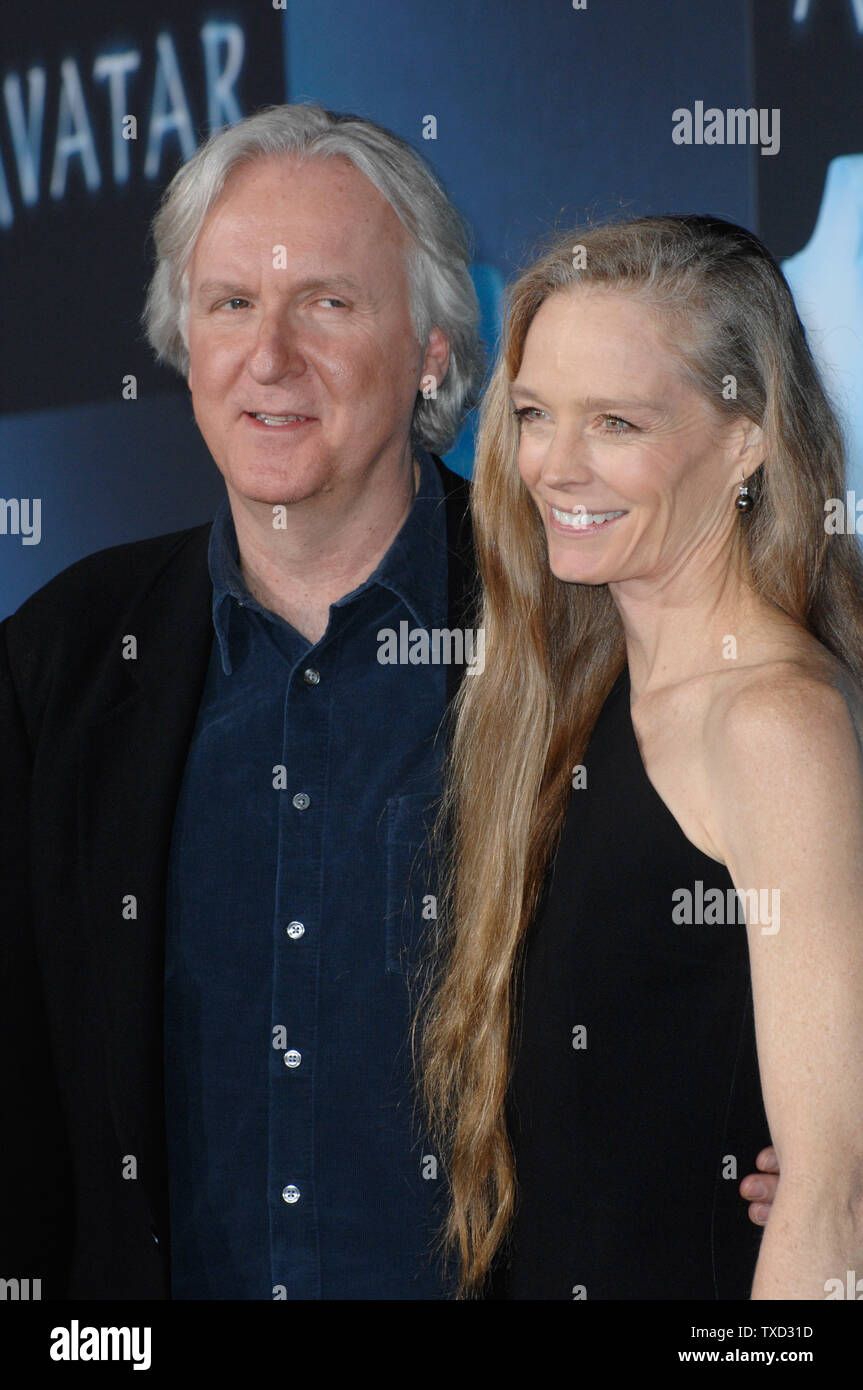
[246,310,306,382]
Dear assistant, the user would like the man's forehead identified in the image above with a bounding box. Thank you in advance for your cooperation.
[212,153,399,231]
[189,153,408,274]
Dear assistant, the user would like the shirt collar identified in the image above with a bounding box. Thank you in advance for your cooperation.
[208,446,447,675]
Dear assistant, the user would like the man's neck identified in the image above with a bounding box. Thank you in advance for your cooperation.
[229,455,420,644]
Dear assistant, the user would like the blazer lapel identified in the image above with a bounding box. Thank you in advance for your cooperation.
[434,457,477,710]
[77,524,213,1242]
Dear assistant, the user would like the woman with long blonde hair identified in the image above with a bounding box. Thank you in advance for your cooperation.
[421,214,863,1299]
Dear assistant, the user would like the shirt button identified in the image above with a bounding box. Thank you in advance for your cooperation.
[302,667,320,686]
[284,1049,301,1068]
[292,792,310,810]
[282,1184,301,1204]
[286,921,305,939]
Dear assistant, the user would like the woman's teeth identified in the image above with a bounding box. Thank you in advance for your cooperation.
[551,506,626,528]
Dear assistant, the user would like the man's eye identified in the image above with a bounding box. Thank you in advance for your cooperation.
[318,297,348,308]
[601,415,632,432]
[220,298,250,311]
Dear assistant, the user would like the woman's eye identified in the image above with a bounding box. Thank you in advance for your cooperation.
[512,407,634,430]
[220,298,249,311]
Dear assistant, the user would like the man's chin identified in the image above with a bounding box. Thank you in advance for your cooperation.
[224,471,334,512]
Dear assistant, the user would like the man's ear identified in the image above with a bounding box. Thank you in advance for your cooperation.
[420,326,450,395]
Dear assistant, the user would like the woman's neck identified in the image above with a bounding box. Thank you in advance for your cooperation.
[609,541,788,699]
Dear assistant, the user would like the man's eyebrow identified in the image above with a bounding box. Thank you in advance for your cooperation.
[192,279,252,303]
[192,274,367,303]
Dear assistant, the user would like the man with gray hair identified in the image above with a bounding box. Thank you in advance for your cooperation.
[0,103,777,1302]
[0,103,482,1300]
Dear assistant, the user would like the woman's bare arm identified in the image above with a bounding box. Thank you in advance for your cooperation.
[709,672,863,1300]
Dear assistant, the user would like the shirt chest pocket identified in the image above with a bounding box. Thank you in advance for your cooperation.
[384,792,438,977]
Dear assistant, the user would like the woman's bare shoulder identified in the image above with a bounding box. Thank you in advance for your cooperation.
[704,646,863,781]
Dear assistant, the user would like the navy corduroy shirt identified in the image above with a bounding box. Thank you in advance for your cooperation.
[164,448,449,1299]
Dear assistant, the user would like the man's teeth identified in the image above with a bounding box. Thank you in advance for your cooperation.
[552,506,626,528]
[253,413,308,425]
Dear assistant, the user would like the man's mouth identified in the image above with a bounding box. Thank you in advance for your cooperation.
[248,412,312,426]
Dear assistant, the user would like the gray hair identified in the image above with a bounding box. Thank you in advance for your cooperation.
[142,102,485,454]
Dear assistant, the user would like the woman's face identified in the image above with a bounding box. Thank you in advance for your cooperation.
[512,289,754,591]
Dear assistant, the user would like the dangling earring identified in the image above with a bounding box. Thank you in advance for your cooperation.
[735,472,753,512]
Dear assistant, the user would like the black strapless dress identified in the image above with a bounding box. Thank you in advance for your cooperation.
[496,667,769,1299]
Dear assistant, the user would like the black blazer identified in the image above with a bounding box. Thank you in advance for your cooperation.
[0,457,474,1300]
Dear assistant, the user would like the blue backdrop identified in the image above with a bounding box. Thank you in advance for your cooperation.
[1,0,861,616]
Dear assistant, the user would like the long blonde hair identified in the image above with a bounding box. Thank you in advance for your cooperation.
[418,214,863,1295]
